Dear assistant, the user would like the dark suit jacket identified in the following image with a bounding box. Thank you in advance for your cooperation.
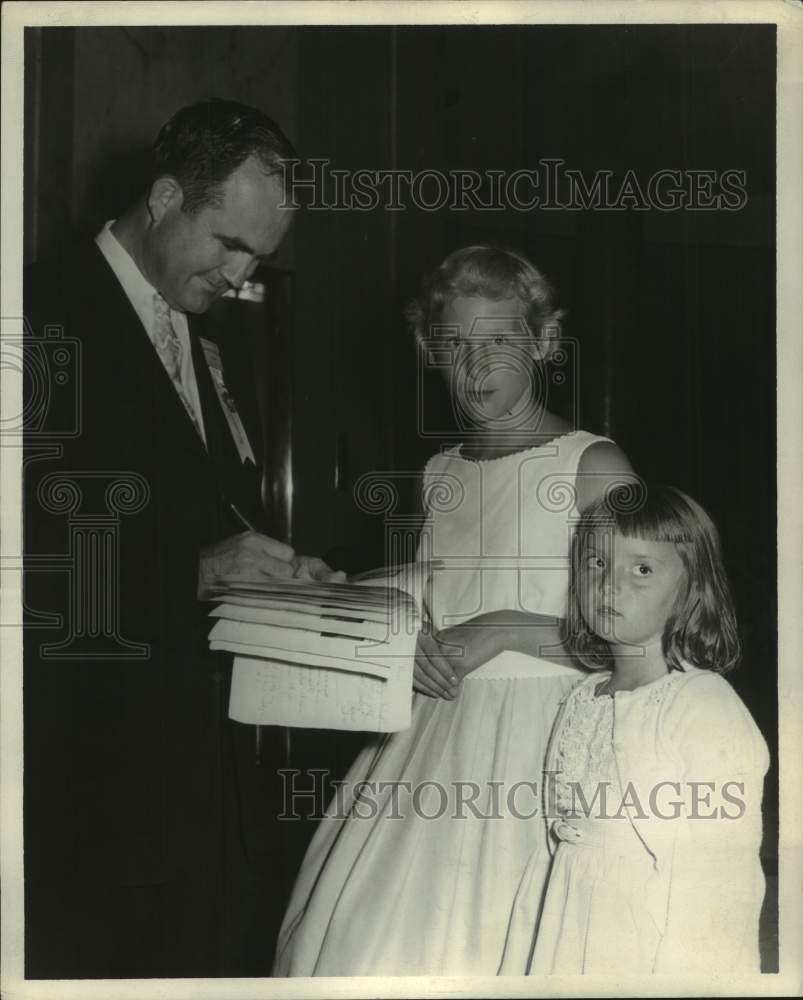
[23,241,283,977]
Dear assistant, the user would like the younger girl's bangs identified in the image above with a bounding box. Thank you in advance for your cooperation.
[578,483,701,548]
[571,482,740,674]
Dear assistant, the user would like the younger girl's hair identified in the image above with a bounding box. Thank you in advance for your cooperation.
[568,482,741,674]
[404,245,564,347]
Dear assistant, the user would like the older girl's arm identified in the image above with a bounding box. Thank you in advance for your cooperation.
[414,609,571,697]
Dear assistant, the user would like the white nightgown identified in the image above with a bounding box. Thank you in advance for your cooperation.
[273,431,609,976]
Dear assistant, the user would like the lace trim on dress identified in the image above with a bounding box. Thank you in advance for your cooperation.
[593,669,684,705]
[552,681,615,817]
[550,670,685,817]
[455,433,575,465]
[638,670,685,705]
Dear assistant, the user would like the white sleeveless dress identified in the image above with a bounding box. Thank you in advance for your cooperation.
[274,431,608,976]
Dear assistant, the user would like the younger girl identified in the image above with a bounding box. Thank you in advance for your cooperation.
[274,245,634,976]
[519,483,769,975]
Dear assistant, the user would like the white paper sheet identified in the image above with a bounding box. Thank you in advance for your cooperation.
[227,651,414,732]
[219,565,426,731]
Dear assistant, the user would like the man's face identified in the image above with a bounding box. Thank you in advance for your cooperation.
[143,155,293,314]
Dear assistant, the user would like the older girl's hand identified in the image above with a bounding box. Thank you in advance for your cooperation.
[413,622,497,699]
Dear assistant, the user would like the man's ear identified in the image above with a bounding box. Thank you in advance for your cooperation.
[147,176,183,225]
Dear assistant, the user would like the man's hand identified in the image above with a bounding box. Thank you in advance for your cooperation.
[198,531,295,597]
[291,554,347,584]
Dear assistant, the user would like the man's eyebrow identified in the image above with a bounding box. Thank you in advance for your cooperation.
[213,232,274,261]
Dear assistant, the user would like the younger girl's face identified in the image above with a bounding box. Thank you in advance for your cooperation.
[578,531,686,650]
[438,295,546,428]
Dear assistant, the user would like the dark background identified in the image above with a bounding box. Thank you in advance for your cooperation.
[24,21,777,963]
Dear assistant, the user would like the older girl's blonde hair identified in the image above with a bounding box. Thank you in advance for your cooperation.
[405,245,565,348]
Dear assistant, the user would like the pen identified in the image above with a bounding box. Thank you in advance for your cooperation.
[230,502,258,533]
[229,500,262,766]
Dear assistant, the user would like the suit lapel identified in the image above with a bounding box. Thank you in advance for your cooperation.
[188,316,265,531]
[188,317,261,470]
[86,244,215,474]
[84,244,262,525]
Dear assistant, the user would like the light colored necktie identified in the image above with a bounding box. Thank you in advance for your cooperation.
[152,292,203,438]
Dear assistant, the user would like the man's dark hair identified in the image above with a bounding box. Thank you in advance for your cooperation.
[151,99,297,213]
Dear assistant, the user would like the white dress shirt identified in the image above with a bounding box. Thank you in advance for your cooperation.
[95,221,206,445]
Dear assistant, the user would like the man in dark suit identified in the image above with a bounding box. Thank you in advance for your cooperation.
[23,99,337,979]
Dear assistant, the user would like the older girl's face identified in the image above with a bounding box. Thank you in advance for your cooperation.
[438,296,547,429]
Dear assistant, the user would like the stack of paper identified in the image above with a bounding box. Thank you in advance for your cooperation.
[207,577,422,732]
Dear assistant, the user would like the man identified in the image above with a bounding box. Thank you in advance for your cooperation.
[23,99,337,979]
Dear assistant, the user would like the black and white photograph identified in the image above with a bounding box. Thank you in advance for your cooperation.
[1,2,801,997]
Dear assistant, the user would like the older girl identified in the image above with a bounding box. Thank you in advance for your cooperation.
[275,246,634,976]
